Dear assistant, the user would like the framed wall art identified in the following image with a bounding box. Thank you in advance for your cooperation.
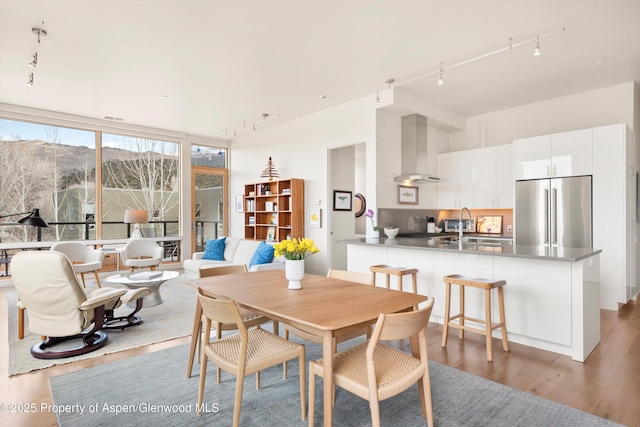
[398,185,419,205]
[333,190,352,211]
[235,195,244,213]
[308,208,322,228]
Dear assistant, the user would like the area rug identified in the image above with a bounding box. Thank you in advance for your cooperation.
[6,273,195,376]
[49,341,622,427]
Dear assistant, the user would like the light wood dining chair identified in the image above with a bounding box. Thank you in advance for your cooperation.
[282,269,372,377]
[308,297,435,427]
[190,264,272,382]
[196,288,306,426]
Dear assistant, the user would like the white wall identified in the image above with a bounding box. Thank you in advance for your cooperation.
[229,96,377,275]
[448,82,636,151]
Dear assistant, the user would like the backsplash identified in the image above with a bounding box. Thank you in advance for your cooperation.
[378,208,513,236]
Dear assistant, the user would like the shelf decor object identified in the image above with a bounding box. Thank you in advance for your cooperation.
[260,156,279,181]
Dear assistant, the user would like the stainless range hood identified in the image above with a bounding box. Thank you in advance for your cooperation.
[393,114,442,184]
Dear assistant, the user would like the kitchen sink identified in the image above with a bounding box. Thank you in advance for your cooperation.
[430,235,511,247]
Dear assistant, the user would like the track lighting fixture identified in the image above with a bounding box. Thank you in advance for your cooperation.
[216,113,280,139]
[534,36,541,56]
[26,22,47,87]
[373,27,564,93]
[28,52,38,68]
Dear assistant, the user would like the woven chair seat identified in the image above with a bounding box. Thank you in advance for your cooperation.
[312,343,424,401]
[208,327,302,375]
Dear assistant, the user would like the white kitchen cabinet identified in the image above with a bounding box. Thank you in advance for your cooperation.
[592,123,636,310]
[437,150,475,208]
[514,134,551,180]
[475,147,497,208]
[552,128,593,177]
[476,145,514,208]
[440,144,514,209]
[515,128,592,180]
[496,144,514,208]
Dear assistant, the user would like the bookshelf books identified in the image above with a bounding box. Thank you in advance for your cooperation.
[243,178,304,242]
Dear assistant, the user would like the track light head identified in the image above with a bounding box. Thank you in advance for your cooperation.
[437,62,444,86]
[28,52,38,68]
[26,73,34,86]
[534,36,541,56]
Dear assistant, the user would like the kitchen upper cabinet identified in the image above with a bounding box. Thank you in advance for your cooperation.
[475,144,514,208]
[437,150,475,209]
[439,144,514,209]
[515,129,592,180]
[496,144,514,207]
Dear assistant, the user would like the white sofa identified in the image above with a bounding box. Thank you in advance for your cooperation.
[183,237,284,277]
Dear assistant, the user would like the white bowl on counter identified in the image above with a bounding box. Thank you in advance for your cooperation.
[384,227,399,238]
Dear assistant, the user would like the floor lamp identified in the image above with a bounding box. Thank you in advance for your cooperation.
[0,208,49,241]
[124,209,148,239]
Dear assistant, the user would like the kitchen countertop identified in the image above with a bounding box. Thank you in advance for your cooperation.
[340,237,601,262]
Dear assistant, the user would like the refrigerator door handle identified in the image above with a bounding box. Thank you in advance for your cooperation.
[551,187,558,245]
[544,188,550,244]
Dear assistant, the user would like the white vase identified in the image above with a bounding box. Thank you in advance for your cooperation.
[285,259,305,290]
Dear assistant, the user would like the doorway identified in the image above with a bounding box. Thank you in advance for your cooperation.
[328,143,366,270]
[191,167,228,253]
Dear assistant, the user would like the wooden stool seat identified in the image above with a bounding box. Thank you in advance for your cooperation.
[441,274,509,362]
[369,264,418,294]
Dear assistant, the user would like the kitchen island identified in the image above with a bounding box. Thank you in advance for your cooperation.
[343,237,602,362]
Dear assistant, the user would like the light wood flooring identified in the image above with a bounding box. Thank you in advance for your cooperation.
[1,280,638,427]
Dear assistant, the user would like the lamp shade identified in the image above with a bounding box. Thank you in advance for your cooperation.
[124,209,148,224]
[18,208,49,228]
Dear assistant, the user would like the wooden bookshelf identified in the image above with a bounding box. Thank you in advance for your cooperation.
[243,178,304,242]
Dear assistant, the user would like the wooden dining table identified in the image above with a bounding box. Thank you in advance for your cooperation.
[186,269,427,427]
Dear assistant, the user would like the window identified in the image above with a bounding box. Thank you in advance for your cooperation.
[0,118,96,242]
[101,133,180,239]
[0,118,185,243]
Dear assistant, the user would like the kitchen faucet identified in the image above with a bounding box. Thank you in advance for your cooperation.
[459,207,472,247]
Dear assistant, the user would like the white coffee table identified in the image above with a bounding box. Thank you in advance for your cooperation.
[105,271,180,307]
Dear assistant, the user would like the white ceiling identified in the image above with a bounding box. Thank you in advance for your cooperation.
[1,0,639,140]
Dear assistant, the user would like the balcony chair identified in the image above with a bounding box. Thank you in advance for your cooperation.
[50,241,104,288]
[10,251,151,358]
[196,288,306,426]
[121,238,164,272]
[308,297,435,427]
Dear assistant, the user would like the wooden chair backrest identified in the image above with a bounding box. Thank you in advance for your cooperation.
[199,264,248,278]
[327,269,371,285]
[196,288,245,329]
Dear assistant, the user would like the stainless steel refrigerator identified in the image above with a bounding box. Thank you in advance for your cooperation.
[516,176,592,248]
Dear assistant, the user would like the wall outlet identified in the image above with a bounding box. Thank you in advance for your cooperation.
[506,225,513,232]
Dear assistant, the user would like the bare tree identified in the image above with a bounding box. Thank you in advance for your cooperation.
[102,137,179,221]
[0,141,51,241]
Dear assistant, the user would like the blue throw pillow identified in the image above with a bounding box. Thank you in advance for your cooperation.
[203,237,226,260]
[249,241,274,268]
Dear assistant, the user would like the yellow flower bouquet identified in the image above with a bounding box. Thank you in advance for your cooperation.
[273,237,319,260]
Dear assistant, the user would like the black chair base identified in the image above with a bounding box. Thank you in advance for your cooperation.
[104,315,143,330]
[103,298,144,330]
[30,331,108,359]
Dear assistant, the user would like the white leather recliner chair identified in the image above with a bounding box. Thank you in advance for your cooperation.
[11,251,150,359]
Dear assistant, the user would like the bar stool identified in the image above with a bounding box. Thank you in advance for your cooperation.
[441,274,509,362]
[369,265,418,293]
